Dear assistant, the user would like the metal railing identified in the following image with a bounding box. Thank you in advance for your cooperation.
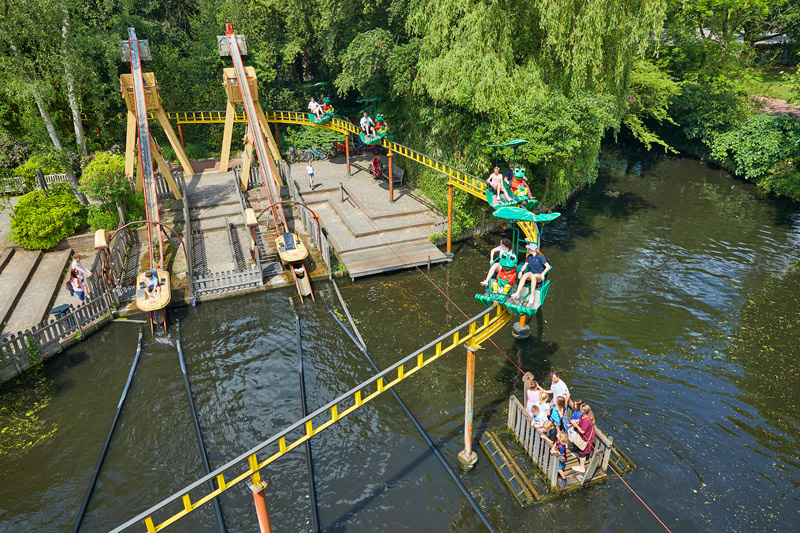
[289,177,331,270]
[110,305,510,533]
[192,266,263,299]
[181,192,195,302]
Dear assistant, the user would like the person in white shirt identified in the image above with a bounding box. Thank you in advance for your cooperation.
[308,97,324,119]
[360,112,376,137]
[481,238,514,286]
[71,255,92,293]
[545,371,571,409]
[306,162,315,189]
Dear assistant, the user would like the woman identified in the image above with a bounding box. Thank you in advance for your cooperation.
[523,373,540,417]
[551,396,568,434]
[570,403,595,473]
[66,269,87,302]
[487,166,511,201]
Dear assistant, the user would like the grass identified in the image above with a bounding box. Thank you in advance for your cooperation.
[748,67,796,101]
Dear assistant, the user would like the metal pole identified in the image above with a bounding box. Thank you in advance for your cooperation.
[458,347,478,470]
[250,480,272,533]
[447,184,453,255]
[345,134,351,177]
[178,124,185,149]
[274,123,281,151]
[388,150,394,203]
[72,329,143,533]
[176,324,227,533]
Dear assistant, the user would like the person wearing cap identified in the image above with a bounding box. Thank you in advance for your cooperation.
[511,242,550,304]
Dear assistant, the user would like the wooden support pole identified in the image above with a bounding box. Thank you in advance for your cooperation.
[345,134,351,177]
[388,150,394,203]
[125,111,137,179]
[220,99,237,173]
[155,108,194,176]
[447,183,453,255]
[150,139,182,200]
[458,347,478,469]
[249,480,273,533]
[241,133,254,191]
[255,103,282,163]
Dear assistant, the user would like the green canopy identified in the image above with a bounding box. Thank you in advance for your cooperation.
[492,206,561,223]
[486,139,528,149]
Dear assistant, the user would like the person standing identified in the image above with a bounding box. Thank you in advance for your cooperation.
[71,254,92,294]
[545,370,571,409]
[66,269,87,302]
[307,161,315,189]
[571,404,596,474]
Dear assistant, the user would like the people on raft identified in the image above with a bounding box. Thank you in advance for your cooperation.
[308,97,324,119]
[511,242,551,305]
[144,270,161,300]
[510,167,534,200]
[375,114,388,135]
[487,166,512,201]
[360,111,377,138]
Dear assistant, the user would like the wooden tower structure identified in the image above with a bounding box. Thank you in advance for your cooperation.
[219,66,283,189]
[120,72,194,200]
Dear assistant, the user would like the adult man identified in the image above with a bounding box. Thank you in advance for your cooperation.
[360,112,376,138]
[545,371,571,409]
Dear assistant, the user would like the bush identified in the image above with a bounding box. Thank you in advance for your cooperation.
[284,126,342,151]
[161,144,177,162]
[0,133,29,169]
[87,205,120,232]
[670,76,751,146]
[79,151,128,205]
[12,154,64,190]
[184,143,211,160]
[11,184,87,249]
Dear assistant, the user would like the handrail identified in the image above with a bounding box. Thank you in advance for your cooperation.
[110,305,510,532]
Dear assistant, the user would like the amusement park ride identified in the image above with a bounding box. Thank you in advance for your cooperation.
[97,23,583,532]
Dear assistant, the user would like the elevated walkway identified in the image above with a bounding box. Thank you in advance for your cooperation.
[288,155,448,278]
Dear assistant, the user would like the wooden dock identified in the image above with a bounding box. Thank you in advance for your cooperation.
[288,155,449,278]
[480,395,636,504]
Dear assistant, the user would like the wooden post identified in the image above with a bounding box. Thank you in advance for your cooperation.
[249,480,272,533]
[219,99,237,172]
[388,150,394,203]
[345,134,351,177]
[447,183,453,254]
[458,347,478,469]
[124,110,137,178]
[177,124,185,149]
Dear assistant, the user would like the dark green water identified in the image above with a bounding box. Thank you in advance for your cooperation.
[1,146,799,532]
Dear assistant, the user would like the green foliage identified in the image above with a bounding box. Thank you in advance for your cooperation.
[284,126,342,151]
[711,114,800,198]
[623,60,682,152]
[87,206,121,232]
[79,151,128,205]
[25,338,41,364]
[669,76,752,145]
[12,153,64,190]
[10,184,87,250]
[0,132,29,169]
[0,371,56,458]
[184,143,211,160]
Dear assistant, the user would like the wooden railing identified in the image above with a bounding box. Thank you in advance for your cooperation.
[507,395,614,491]
[0,292,115,383]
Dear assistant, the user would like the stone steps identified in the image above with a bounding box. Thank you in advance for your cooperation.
[0,248,15,272]
[3,250,72,335]
[0,250,43,329]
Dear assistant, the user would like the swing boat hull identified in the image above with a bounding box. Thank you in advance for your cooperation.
[135,270,172,312]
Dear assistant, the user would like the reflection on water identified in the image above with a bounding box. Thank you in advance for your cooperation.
[1,145,799,532]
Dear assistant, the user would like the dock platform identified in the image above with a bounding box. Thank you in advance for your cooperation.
[288,155,448,278]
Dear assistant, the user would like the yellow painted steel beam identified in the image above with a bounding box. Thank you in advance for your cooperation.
[110,306,511,533]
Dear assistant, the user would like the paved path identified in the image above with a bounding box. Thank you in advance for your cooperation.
[290,155,447,278]
[3,250,71,335]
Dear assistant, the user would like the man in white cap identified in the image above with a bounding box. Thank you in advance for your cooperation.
[511,242,551,304]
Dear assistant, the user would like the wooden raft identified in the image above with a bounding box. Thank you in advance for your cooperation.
[135,270,171,312]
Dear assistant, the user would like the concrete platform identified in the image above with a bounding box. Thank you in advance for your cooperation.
[289,155,447,278]
[3,250,72,335]
[0,250,42,327]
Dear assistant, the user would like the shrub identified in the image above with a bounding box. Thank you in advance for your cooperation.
[284,126,342,151]
[161,144,177,162]
[669,75,751,146]
[87,205,121,231]
[79,151,129,205]
[11,184,87,249]
[12,154,64,190]
[0,133,29,169]
[184,143,211,160]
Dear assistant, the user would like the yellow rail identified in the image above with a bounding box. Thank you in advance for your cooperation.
[110,305,511,533]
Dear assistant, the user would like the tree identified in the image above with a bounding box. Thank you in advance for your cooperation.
[623,59,682,152]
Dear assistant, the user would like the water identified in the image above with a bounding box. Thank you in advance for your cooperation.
[1,146,799,532]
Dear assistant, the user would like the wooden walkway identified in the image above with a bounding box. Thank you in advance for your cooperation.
[289,155,448,278]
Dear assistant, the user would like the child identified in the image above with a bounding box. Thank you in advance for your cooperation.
[538,391,552,420]
[307,161,315,189]
[551,431,569,488]
[489,237,512,265]
[539,420,557,446]
[530,405,544,428]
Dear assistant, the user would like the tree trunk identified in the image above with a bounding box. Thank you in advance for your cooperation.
[61,2,86,156]
[10,42,63,150]
[64,165,88,205]
[542,162,551,204]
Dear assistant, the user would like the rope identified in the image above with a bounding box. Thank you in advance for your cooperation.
[341,188,673,531]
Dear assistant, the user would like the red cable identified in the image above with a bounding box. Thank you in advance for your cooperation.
[343,188,674,531]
